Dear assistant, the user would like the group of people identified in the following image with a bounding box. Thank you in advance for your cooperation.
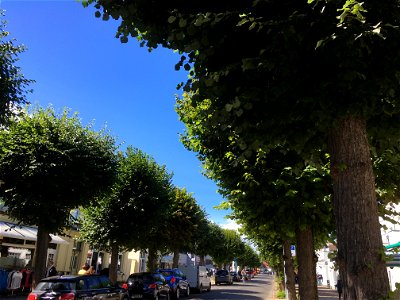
[78,264,96,275]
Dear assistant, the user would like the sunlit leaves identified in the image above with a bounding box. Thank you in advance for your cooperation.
[80,146,173,252]
[0,106,118,233]
[0,14,34,125]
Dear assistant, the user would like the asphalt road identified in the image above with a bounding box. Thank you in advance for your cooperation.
[188,273,275,300]
[1,274,275,300]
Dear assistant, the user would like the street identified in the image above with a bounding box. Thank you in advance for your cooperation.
[1,274,275,300]
[188,273,275,300]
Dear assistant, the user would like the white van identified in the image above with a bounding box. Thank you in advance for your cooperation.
[180,265,211,293]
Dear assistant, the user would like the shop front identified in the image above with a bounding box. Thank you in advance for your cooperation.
[0,221,68,295]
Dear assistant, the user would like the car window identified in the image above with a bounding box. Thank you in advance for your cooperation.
[216,270,228,276]
[99,276,113,288]
[77,280,85,290]
[128,274,154,284]
[35,281,76,291]
[160,271,172,277]
[85,277,102,289]
[153,274,165,283]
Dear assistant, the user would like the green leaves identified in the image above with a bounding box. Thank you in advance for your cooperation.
[0,106,118,233]
[80,146,173,252]
[0,15,34,125]
[168,15,176,23]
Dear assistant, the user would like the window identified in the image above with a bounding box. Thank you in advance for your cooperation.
[85,277,102,290]
[35,281,76,292]
[99,276,113,288]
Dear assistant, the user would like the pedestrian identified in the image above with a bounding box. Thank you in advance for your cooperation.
[317,274,323,285]
[241,269,246,282]
[78,264,89,275]
[335,279,343,299]
[46,260,58,277]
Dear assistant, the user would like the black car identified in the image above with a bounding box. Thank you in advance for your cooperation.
[27,274,129,300]
[157,268,190,299]
[214,270,233,285]
[123,272,170,300]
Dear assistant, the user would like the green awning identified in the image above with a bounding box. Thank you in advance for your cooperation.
[385,242,400,250]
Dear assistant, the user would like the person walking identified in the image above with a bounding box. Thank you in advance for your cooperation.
[241,269,246,283]
[335,279,343,299]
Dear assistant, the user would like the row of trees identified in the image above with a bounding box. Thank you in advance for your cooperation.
[83,0,400,298]
[0,103,260,284]
[0,20,260,282]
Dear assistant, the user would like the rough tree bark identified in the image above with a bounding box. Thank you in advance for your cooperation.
[109,244,119,284]
[328,117,389,299]
[296,227,318,300]
[33,226,50,286]
[283,240,297,300]
[147,247,158,271]
[173,250,179,268]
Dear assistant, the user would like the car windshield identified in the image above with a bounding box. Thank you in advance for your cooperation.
[216,270,228,276]
[35,280,76,292]
[128,274,155,284]
[160,271,173,278]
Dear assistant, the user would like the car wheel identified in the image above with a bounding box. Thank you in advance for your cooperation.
[166,292,170,300]
[185,286,190,297]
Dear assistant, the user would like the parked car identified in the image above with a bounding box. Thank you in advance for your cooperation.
[179,265,211,293]
[246,269,255,279]
[230,271,242,282]
[122,272,170,299]
[157,268,190,299]
[214,269,233,285]
[27,274,129,300]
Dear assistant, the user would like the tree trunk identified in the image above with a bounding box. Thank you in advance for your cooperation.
[172,250,179,268]
[33,225,50,287]
[109,244,119,284]
[146,248,158,271]
[328,117,389,299]
[282,240,297,300]
[296,227,318,300]
[199,255,205,266]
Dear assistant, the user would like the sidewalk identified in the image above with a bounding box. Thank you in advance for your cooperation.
[270,285,340,300]
[317,285,340,299]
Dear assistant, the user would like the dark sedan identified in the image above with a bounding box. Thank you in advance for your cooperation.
[123,272,170,300]
[27,274,129,300]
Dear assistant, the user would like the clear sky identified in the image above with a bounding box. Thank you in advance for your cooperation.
[1,0,236,228]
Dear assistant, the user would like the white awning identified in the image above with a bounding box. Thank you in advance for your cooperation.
[0,221,69,244]
[50,234,69,245]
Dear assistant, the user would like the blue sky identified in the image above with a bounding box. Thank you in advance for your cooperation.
[1,0,235,227]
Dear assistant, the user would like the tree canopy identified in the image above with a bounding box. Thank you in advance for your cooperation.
[164,187,207,266]
[79,146,173,281]
[0,106,118,282]
[0,14,33,124]
[84,0,400,296]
